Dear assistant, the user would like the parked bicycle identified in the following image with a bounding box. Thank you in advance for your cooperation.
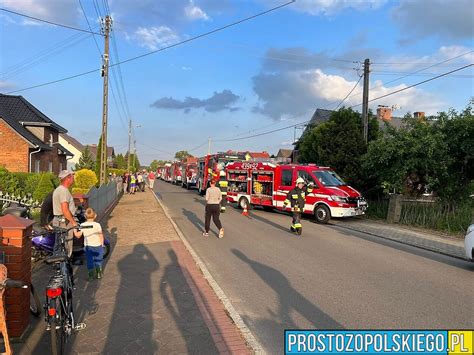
[43,225,91,355]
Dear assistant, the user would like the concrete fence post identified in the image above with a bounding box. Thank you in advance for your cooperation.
[0,214,34,338]
[387,194,403,224]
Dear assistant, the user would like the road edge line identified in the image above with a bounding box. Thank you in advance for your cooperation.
[152,191,265,354]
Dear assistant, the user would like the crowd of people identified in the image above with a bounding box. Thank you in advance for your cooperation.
[121,170,156,194]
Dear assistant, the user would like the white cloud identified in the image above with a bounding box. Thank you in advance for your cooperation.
[253,63,445,120]
[134,26,180,50]
[184,0,210,20]
[181,66,193,71]
[0,0,78,26]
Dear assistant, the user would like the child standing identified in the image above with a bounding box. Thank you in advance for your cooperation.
[81,208,105,280]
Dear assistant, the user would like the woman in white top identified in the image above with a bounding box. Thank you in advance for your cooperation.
[81,208,105,280]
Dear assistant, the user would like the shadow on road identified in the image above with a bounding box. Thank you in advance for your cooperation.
[103,244,159,353]
[246,210,292,233]
[160,250,219,354]
[182,208,218,238]
[232,249,344,331]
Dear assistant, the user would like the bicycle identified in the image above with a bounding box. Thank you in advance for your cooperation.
[0,263,28,355]
[43,225,91,355]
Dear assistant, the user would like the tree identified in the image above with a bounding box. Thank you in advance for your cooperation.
[75,146,95,170]
[114,153,126,169]
[361,102,474,201]
[149,159,159,171]
[174,151,193,160]
[298,107,378,187]
[94,136,103,180]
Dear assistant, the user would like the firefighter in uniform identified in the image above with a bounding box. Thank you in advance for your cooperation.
[283,177,314,235]
[217,170,228,213]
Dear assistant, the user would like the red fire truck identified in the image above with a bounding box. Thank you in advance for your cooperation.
[162,163,172,182]
[197,152,246,195]
[181,157,198,189]
[225,161,367,223]
[170,162,183,185]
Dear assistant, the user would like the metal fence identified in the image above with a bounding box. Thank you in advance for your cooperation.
[85,180,123,218]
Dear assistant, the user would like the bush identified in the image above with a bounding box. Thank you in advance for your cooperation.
[0,167,20,196]
[108,168,126,177]
[72,169,97,195]
[24,173,42,196]
[33,173,55,202]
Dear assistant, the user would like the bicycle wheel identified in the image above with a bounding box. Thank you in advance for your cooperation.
[30,283,41,317]
[50,298,66,355]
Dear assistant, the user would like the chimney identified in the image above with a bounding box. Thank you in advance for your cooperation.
[377,105,392,121]
[414,111,425,120]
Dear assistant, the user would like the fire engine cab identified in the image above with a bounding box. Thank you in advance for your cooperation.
[226,161,367,223]
[197,152,245,195]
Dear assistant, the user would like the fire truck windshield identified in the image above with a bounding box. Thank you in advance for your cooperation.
[313,170,346,187]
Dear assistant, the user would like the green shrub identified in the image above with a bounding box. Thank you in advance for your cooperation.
[33,173,55,202]
[108,168,126,177]
[0,167,20,195]
[72,169,97,195]
[24,173,42,196]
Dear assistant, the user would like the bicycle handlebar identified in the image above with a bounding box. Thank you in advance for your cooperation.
[2,279,28,289]
[31,224,93,238]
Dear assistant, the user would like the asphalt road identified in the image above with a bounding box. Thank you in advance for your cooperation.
[155,180,474,354]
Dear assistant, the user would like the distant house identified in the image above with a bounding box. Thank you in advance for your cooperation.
[276,149,293,163]
[59,133,84,170]
[85,144,115,167]
[0,94,73,174]
[245,151,270,161]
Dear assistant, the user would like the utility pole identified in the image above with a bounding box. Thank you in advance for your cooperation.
[133,140,137,170]
[207,138,211,155]
[362,58,370,143]
[127,119,131,172]
[99,15,112,184]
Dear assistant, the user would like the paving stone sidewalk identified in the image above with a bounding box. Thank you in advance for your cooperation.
[330,218,466,259]
[15,189,250,354]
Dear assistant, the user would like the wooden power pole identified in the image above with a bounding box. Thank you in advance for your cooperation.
[99,15,112,185]
[127,119,131,172]
[362,58,370,143]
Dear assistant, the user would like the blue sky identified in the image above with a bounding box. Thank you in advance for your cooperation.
[1,0,473,164]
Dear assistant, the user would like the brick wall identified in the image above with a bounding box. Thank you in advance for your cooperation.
[0,119,29,172]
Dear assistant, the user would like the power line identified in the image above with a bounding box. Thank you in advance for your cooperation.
[0,7,103,36]
[350,63,473,108]
[335,74,363,110]
[78,0,102,54]
[114,0,295,67]
[212,63,473,143]
[6,1,294,94]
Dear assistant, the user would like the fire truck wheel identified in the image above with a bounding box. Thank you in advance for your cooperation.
[238,197,253,210]
[314,204,331,224]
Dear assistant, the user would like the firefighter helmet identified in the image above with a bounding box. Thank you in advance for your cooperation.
[296,177,305,184]
[219,170,226,177]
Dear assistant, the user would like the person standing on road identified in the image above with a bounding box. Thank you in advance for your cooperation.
[203,180,224,238]
[148,171,156,189]
[282,178,313,236]
[52,170,81,256]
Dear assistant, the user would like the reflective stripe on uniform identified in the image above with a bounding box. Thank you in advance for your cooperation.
[284,199,290,204]
[219,181,228,187]
[292,194,298,199]
[293,223,302,228]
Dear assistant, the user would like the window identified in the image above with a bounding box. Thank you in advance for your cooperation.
[35,160,40,173]
[49,133,53,147]
[297,170,315,185]
[313,170,346,187]
[281,169,293,186]
[49,161,53,172]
